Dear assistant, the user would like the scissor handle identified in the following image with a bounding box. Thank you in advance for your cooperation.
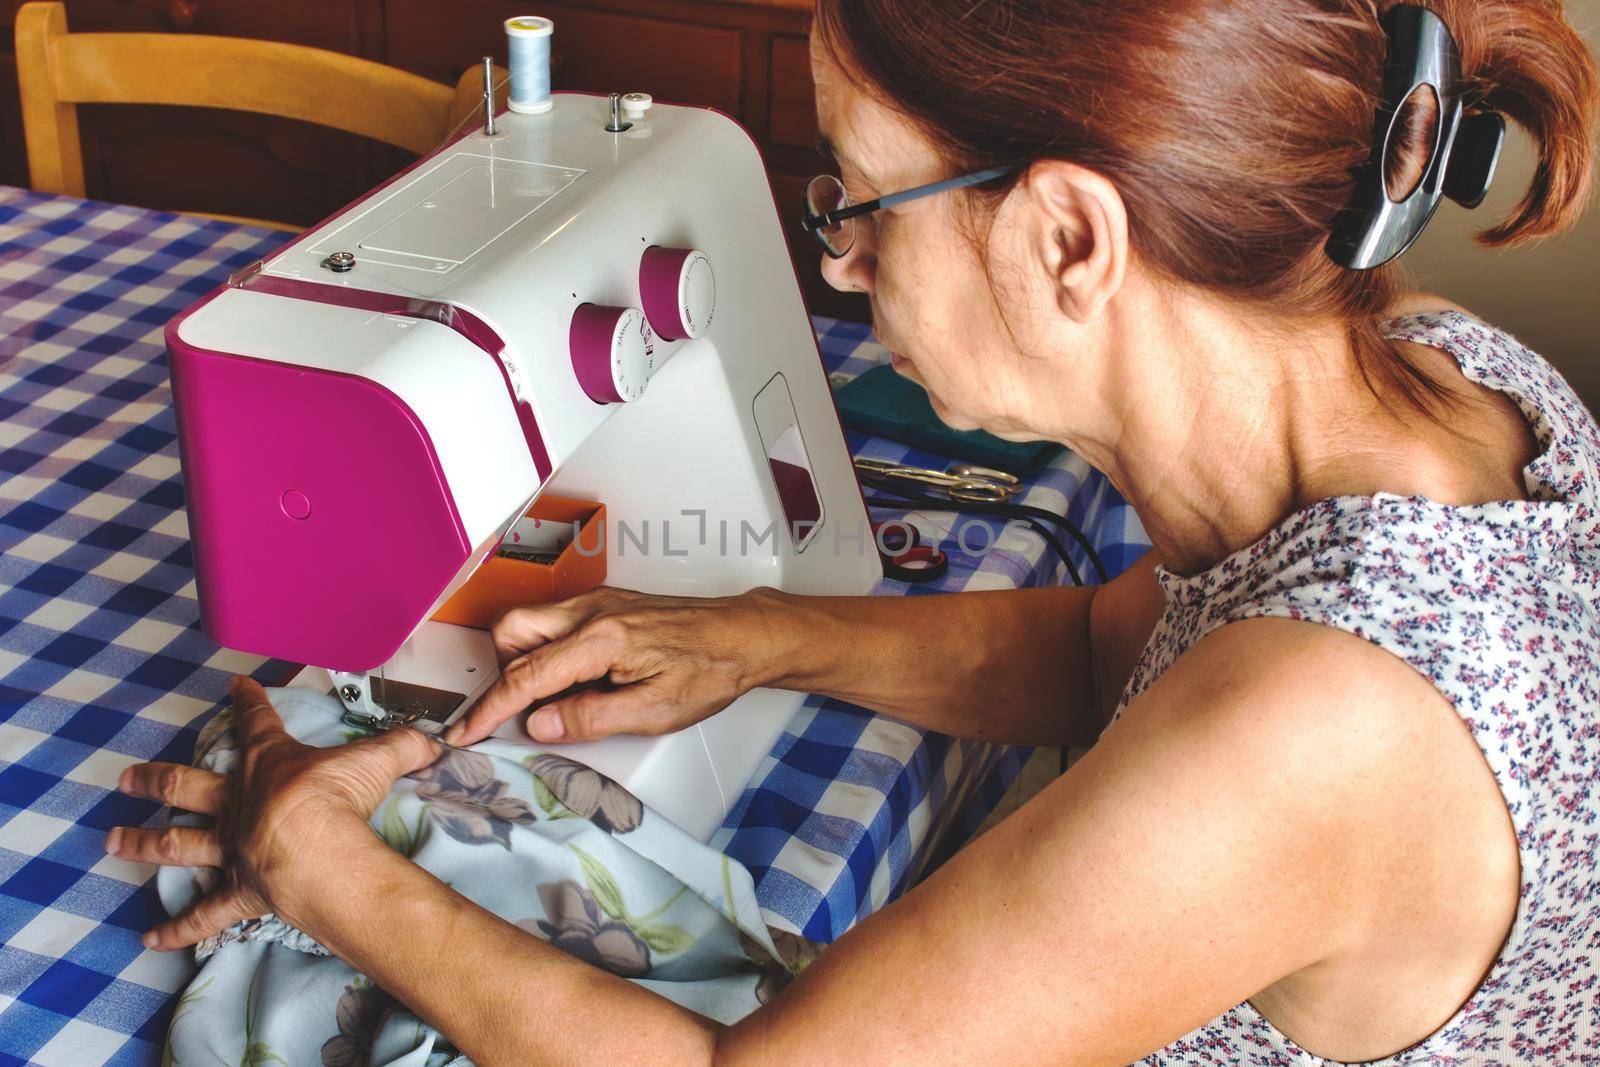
[854,457,960,491]
[947,464,1021,503]
[855,457,1023,504]
[948,464,1020,489]
[947,483,1013,504]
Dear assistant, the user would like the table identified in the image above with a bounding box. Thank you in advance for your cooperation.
[0,187,1149,1065]
[714,317,1150,940]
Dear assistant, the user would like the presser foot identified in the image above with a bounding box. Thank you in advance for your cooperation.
[328,670,470,733]
[329,670,426,732]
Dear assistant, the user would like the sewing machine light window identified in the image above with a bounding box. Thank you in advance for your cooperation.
[753,373,824,552]
[360,161,577,267]
[308,154,584,275]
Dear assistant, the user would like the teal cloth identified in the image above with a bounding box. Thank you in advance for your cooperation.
[833,363,1064,476]
[156,688,790,1066]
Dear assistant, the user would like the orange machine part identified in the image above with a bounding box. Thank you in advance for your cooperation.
[431,496,607,630]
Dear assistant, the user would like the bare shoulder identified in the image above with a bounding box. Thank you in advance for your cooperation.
[741,615,1517,1064]
[1083,561,1460,749]
[1115,616,1452,776]
[1113,614,1517,928]
[1107,614,1517,863]
[1106,617,1519,1055]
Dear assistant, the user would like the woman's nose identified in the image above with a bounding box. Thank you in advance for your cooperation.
[819,229,876,296]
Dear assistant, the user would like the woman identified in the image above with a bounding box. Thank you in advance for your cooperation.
[109,0,1599,1062]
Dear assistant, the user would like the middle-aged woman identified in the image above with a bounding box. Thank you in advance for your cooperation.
[109,0,1600,1062]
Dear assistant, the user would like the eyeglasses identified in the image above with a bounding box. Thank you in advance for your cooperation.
[800,164,1022,258]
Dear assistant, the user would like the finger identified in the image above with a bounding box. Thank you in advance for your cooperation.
[228,675,290,749]
[118,761,228,814]
[144,886,262,952]
[446,629,621,746]
[107,825,224,868]
[527,682,679,743]
[491,604,574,666]
[349,725,441,780]
[490,593,609,666]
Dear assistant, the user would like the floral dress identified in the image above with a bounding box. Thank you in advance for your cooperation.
[1123,313,1600,1064]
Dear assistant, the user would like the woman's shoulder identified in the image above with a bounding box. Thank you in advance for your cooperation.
[1380,292,1530,366]
[1386,291,1477,319]
[1379,293,1565,406]
[1380,295,1600,524]
[1379,294,1534,376]
[1152,488,1584,703]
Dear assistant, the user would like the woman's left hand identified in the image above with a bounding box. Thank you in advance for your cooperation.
[106,675,440,951]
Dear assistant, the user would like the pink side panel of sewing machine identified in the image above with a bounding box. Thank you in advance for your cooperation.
[166,331,472,672]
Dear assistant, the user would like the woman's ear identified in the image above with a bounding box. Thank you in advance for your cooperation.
[1020,161,1128,323]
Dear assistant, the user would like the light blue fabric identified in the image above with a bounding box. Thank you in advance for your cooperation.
[157,687,790,1066]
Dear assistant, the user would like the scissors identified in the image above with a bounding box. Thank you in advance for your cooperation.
[853,458,1022,504]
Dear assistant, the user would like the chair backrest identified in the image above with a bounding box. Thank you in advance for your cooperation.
[447,64,510,138]
[14,1,455,210]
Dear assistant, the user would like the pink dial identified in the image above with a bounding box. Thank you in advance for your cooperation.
[569,303,652,404]
[639,246,715,341]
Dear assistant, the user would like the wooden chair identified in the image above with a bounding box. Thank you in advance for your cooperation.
[13,1,496,230]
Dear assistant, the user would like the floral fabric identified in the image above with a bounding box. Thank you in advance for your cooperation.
[157,687,792,1067]
[1125,313,1600,1065]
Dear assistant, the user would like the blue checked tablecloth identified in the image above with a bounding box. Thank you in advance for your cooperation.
[713,317,1150,940]
[0,185,1150,1065]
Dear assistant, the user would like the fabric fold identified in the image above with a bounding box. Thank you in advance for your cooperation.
[158,687,793,1067]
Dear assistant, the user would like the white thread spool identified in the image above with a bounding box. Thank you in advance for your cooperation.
[505,16,554,114]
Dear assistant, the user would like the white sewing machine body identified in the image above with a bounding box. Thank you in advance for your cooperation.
[166,92,880,840]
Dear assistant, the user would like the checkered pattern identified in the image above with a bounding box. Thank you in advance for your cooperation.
[0,186,1150,1064]
[713,317,1150,940]
[0,190,295,1066]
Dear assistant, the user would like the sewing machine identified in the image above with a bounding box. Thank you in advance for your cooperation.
[165,90,880,840]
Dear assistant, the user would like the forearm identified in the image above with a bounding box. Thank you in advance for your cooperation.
[285,831,720,1067]
[746,586,1100,746]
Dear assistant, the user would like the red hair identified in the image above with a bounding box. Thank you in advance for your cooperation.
[814,0,1599,417]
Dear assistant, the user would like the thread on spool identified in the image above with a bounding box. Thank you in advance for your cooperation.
[505,16,554,114]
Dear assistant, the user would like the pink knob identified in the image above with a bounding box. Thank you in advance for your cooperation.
[639,246,715,341]
[570,303,651,404]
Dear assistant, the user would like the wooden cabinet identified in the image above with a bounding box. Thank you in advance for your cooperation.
[0,0,866,320]
[45,0,378,47]
[767,32,812,149]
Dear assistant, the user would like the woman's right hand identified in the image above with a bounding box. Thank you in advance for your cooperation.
[442,586,790,747]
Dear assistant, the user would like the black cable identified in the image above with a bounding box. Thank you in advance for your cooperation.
[859,475,1101,781]
[859,476,1079,580]
[866,490,1081,587]
[861,483,1085,588]
[864,473,1113,585]
[985,498,1111,585]
[856,471,1111,584]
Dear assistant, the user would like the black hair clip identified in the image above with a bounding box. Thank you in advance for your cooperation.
[1326,5,1506,270]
